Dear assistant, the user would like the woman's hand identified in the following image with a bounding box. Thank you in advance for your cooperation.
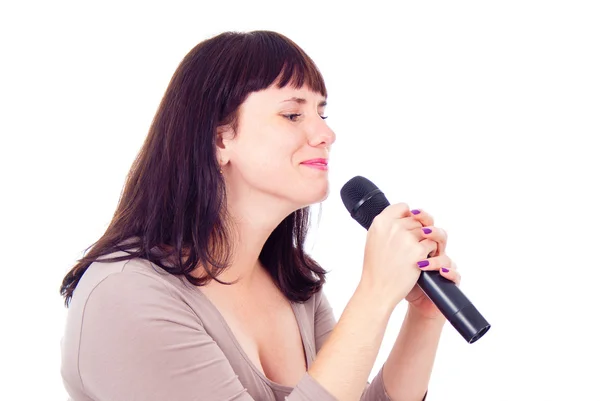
[360,203,439,311]
[404,209,462,321]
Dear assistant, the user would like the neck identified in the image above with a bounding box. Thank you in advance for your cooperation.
[207,179,298,287]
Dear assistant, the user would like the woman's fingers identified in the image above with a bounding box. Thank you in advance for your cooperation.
[419,225,447,255]
[409,209,446,255]
[440,266,461,286]
[379,203,412,220]
[416,255,461,286]
[410,208,434,227]
[419,238,438,259]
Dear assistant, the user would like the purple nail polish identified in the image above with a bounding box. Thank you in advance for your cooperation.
[422,228,432,234]
[442,267,450,273]
[417,260,429,268]
[411,209,421,215]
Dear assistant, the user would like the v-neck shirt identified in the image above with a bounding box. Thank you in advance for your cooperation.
[60,251,404,401]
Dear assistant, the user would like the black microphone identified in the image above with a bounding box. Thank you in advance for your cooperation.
[341,175,491,344]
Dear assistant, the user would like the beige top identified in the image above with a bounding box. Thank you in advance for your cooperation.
[61,251,424,400]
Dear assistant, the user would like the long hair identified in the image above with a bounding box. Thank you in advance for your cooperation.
[60,31,328,307]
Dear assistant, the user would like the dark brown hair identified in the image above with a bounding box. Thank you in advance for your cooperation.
[60,30,329,307]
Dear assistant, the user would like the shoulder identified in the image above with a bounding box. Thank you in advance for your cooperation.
[67,252,200,328]
[61,253,203,394]
[72,253,169,300]
[61,255,253,401]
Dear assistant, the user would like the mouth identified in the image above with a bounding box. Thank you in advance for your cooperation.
[300,158,329,171]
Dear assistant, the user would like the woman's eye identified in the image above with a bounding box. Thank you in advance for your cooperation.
[284,114,302,122]
[283,114,328,121]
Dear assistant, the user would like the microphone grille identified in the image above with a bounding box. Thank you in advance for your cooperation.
[340,176,390,229]
[340,176,378,212]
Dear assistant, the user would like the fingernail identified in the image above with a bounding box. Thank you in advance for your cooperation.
[411,209,421,215]
[422,227,432,234]
[442,267,450,273]
[417,260,429,268]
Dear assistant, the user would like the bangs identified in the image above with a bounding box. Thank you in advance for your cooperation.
[273,54,327,96]
[237,31,327,97]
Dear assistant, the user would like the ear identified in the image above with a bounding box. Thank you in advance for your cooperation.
[216,124,235,165]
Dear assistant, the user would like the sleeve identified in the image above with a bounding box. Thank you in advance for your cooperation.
[77,272,341,401]
[314,291,428,401]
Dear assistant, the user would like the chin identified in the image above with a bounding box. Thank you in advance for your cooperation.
[317,185,330,202]
[297,181,330,207]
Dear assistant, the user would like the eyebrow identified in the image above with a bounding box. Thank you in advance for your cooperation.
[281,97,327,107]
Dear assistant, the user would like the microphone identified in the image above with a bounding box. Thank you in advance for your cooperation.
[341,176,491,344]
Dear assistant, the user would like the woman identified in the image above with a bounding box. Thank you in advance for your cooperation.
[60,30,460,401]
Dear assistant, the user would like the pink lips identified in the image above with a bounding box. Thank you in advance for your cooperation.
[300,158,329,171]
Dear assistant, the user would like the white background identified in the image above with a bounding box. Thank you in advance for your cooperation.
[1,1,599,400]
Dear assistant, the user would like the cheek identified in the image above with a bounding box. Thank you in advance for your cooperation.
[229,122,309,189]
[233,141,297,185]
[241,131,303,167]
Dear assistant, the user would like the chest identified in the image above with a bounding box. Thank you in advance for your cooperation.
[202,286,308,388]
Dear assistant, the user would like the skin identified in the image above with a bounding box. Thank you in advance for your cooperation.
[208,81,462,400]
[382,208,461,400]
[213,82,334,287]
[406,209,461,319]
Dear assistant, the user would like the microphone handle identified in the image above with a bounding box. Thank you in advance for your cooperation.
[417,268,490,343]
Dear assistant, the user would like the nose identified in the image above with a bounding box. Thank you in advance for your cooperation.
[308,118,336,148]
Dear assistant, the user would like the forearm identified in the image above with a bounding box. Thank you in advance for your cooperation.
[382,306,445,401]
[308,284,394,401]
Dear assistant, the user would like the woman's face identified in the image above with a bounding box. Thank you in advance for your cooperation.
[220,83,336,210]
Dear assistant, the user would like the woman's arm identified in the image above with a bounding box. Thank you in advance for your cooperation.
[382,306,445,401]
[313,291,437,401]
[308,283,395,401]
[312,286,398,401]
